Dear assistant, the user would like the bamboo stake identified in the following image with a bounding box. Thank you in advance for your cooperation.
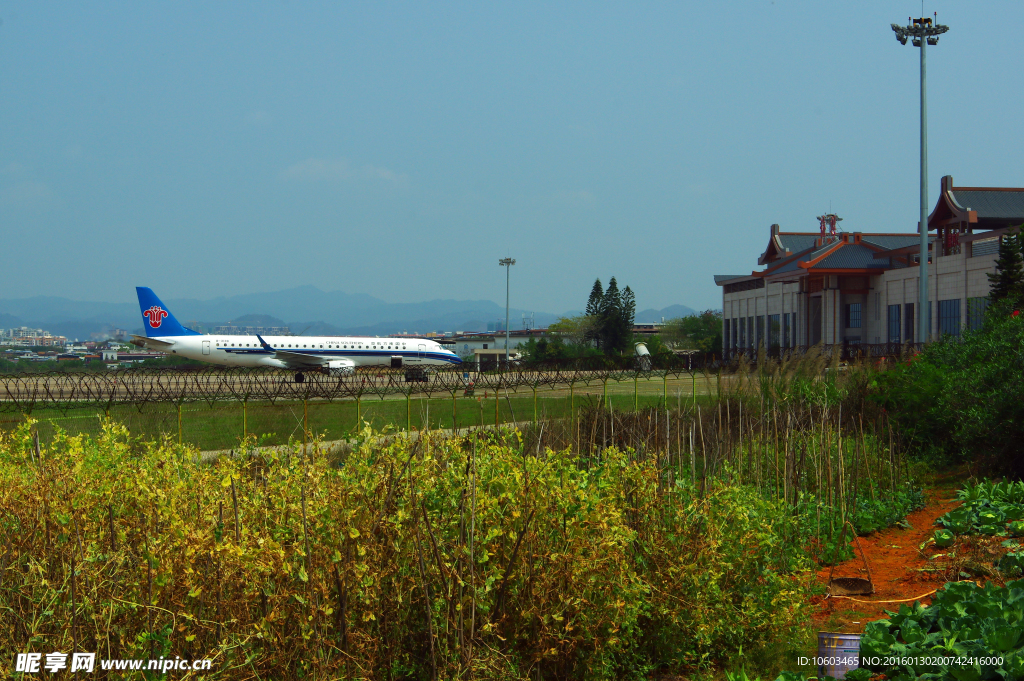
[70,550,78,652]
[230,477,240,543]
[108,505,116,553]
[470,438,478,659]
[698,405,707,493]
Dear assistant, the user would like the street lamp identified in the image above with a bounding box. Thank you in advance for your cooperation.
[892,15,949,345]
[498,258,515,364]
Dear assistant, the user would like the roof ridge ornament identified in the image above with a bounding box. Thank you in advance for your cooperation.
[816,213,842,237]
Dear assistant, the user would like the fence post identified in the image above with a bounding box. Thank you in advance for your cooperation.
[603,378,608,410]
[177,403,182,447]
[663,372,668,409]
[452,392,457,432]
[495,391,499,427]
[407,392,412,432]
[533,384,538,423]
[570,381,575,429]
[303,398,308,450]
[242,399,247,439]
[356,394,361,428]
[634,375,638,412]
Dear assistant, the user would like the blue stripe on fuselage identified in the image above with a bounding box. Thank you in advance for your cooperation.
[219,348,460,363]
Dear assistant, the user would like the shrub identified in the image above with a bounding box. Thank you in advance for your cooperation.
[872,301,1024,476]
[0,421,816,680]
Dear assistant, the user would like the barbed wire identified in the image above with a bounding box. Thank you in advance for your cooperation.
[0,355,714,413]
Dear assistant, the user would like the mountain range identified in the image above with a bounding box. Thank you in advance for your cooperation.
[0,287,696,340]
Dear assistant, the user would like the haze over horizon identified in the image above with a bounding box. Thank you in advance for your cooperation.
[3,2,1022,313]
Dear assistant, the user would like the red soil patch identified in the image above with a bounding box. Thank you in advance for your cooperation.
[811,487,963,632]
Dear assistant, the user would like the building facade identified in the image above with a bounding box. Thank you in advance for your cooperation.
[716,176,1024,356]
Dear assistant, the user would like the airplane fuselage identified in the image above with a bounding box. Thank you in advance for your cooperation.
[151,334,460,370]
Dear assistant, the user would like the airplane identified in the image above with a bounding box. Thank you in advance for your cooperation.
[130,286,461,382]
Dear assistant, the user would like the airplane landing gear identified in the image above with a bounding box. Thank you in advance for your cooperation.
[294,372,305,383]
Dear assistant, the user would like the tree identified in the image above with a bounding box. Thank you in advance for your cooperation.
[520,336,572,362]
[621,286,636,334]
[661,310,723,353]
[549,315,600,349]
[575,276,637,356]
[586,279,604,316]
[988,226,1024,307]
[585,279,604,347]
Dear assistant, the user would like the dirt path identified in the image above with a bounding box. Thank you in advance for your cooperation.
[811,484,963,632]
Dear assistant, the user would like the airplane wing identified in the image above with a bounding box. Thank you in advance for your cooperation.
[256,334,354,371]
[130,334,174,350]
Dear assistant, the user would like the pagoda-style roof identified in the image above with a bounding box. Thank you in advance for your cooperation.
[758,224,821,265]
[713,274,752,285]
[751,226,921,283]
[928,175,1024,232]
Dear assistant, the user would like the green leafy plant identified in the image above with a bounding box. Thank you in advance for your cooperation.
[998,552,1024,578]
[859,580,1024,680]
[937,481,1024,538]
[934,528,956,548]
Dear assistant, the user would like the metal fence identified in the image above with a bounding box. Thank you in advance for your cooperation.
[0,356,717,413]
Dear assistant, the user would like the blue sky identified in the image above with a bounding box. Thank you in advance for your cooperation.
[2,2,1022,314]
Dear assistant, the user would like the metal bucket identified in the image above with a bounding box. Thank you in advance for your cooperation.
[828,576,874,596]
[817,632,861,680]
[827,521,875,597]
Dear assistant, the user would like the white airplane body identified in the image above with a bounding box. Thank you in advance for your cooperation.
[130,287,461,379]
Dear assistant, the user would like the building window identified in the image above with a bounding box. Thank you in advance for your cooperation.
[887,305,901,344]
[768,314,780,348]
[904,303,915,343]
[756,316,765,347]
[748,317,754,349]
[723,320,730,352]
[938,299,961,337]
[782,313,791,349]
[844,303,862,329]
[738,318,745,348]
[967,297,988,331]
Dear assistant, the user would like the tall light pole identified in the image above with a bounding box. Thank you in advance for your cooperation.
[892,15,948,344]
[498,257,515,363]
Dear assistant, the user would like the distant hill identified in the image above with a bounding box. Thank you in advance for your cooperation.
[0,313,24,329]
[0,289,698,340]
[634,304,698,323]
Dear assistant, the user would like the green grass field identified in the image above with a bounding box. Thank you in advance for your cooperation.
[2,374,717,450]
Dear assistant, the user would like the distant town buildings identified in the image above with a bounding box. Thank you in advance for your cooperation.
[0,327,67,347]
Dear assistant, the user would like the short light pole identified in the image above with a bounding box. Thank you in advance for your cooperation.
[499,257,515,364]
[892,15,948,344]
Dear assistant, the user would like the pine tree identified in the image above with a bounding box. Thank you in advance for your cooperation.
[620,286,636,352]
[988,226,1024,307]
[600,278,623,354]
[586,279,604,316]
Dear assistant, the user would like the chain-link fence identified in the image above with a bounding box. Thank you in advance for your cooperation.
[2,373,714,451]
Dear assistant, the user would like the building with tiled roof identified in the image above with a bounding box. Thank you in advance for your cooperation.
[715,175,1022,357]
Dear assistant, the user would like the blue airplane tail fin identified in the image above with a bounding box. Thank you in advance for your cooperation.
[136,287,200,337]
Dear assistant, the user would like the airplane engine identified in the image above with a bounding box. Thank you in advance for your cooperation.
[326,360,356,377]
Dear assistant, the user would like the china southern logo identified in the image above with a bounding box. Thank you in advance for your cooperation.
[143,306,169,329]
